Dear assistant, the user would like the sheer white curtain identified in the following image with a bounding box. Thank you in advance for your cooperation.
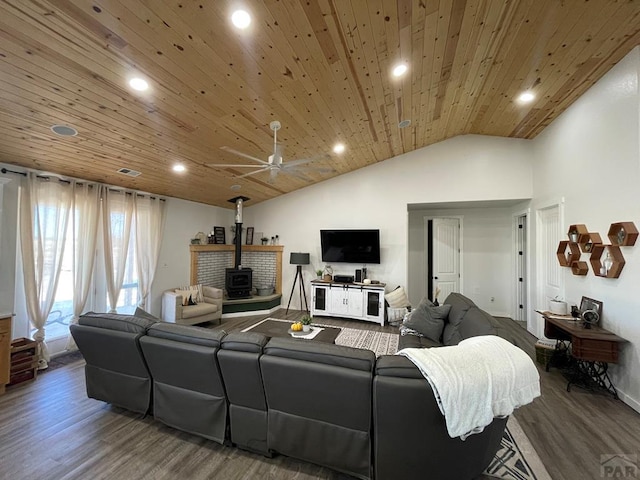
[102,189,134,313]
[134,195,166,310]
[19,173,71,368]
[66,182,101,350]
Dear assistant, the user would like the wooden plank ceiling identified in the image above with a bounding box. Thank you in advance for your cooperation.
[1,1,639,208]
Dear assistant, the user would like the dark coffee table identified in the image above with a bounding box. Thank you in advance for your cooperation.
[242,319,341,344]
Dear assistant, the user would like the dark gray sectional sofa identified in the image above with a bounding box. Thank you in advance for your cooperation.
[70,302,508,480]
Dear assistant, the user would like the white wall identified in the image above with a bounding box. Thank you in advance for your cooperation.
[149,197,233,317]
[244,134,534,310]
[530,47,640,410]
[407,206,517,316]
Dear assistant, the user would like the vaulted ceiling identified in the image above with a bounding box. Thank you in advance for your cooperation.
[1,1,639,208]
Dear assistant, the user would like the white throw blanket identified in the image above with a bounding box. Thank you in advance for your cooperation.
[397,335,540,439]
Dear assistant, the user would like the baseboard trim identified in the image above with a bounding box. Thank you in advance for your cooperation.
[616,388,640,414]
[222,304,281,318]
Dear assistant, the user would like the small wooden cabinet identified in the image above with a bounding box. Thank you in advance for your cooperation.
[0,315,12,395]
[311,281,385,325]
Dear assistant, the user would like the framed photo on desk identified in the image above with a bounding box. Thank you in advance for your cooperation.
[580,296,602,318]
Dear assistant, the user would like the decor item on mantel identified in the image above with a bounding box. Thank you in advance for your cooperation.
[261,236,269,245]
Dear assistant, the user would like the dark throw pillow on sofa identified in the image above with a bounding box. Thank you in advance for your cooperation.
[403,298,451,343]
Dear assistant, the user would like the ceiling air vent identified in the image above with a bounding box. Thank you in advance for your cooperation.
[116,167,142,177]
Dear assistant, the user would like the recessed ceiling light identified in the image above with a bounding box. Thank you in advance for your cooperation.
[50,125,78,136]
[172,164,186,173]
[333,143,345,154]
[398,119,411,128]
[392,63,408,77]
[129,77,149,91]
[517,91,535,104]
[231,10,251,29]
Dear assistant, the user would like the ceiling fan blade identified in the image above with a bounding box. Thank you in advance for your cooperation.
[220,146,270,165]
[283,153,330,168]
[208,163,270,168]
[293,165,335,174]
[237,167,270,179]
[280,169,312,181]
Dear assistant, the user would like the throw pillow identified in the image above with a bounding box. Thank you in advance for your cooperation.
[385,286,411,308]
[403,297,451,343]
[178,284,204,303]
[175,288,198,306]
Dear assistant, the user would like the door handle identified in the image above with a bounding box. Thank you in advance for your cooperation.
[434,276,438,280]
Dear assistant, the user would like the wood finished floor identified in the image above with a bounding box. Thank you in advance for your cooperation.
[0,308,639,480]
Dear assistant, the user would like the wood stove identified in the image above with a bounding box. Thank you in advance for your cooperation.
[225,196,253,299]
[225,268,252,298]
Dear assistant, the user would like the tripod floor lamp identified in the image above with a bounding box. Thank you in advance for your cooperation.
[286,252,310,314]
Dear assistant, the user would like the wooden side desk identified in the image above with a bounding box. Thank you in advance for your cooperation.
[541,313,627,398]
[0,314,12,395]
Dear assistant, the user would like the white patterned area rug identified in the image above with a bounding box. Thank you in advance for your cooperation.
[481,416,552,480]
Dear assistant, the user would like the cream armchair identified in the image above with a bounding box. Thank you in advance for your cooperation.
[161,285,223,326]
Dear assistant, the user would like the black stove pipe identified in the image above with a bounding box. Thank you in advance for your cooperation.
[229,196,249,268]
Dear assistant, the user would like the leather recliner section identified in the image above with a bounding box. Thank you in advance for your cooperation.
[218,331,271,455]
[139,323,228,443]
[260,337,376,480]
[70,312,156,414]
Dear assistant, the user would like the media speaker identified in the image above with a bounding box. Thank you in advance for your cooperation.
[355,269,362,282]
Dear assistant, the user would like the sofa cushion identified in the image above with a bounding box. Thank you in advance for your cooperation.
[442,293,476,345]
[457,307,499,339]
[181,302,218,319]
[79,312,156,333]
[264,337,375,372]
[385,286,411,308]
[147,322,226,347]
[403,298,451,343]
[221,331,269,352]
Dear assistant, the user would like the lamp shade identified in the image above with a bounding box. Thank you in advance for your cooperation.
[290,252,310,265]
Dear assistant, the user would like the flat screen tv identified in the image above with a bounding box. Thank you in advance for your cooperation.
[320,229,380,264]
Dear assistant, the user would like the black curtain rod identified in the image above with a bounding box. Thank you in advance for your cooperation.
[1,168,165,201]
[1,167,26,176]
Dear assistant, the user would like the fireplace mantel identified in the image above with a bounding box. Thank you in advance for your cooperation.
[190,245,284,294]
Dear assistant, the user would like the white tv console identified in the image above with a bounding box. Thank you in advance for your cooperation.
[310,280,386,326]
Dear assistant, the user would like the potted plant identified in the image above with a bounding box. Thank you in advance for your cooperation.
[301,314,312,332]
[316,268,324,279]
[261,236,269,245]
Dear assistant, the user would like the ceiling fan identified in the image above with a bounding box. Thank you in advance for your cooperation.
[210,121,332,182]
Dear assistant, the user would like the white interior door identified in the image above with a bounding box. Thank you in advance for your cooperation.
[536,204,563,337]
[432,218,460,302]
[515,214,527,322]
